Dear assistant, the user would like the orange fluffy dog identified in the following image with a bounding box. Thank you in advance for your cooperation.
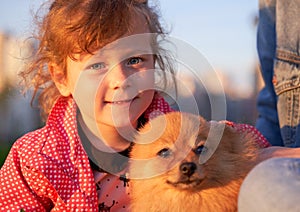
[129,112,261,212]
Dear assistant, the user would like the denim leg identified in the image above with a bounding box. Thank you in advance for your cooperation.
[256,0,283,146]
[256,0,300,147]
[277,87,300,147]
[238,158,300,212]
[274,0,300,147]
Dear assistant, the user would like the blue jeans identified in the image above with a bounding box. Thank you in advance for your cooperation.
[238,158,300,212]
[256,0,300,147]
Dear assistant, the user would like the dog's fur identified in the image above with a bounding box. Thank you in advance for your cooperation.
[129,112,260,212]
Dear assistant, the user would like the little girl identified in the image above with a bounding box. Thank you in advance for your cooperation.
[0,0,273,211]
[0,0,175,211]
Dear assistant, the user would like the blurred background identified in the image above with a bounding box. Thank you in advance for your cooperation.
[0,0,263,167]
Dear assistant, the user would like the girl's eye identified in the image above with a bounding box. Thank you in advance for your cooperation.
[157,148,172,158]
[127,57,143,65]
[193,145,207,155]
[87,62,106,70]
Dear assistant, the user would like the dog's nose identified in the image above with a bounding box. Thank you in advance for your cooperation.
[180,162,197,177]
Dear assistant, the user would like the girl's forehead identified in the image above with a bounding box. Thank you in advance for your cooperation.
[71,32,155,64]
[69,12,155,63]
[97,34,154,56]
[72,11,152,59]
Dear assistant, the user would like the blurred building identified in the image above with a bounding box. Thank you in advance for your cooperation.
[0,32,6,92]
[0,31,34,91]
[253,64,265,96]
[0,32,41,146]
[169,63,263,125]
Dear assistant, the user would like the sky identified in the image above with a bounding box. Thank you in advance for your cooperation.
[0,0,259,96]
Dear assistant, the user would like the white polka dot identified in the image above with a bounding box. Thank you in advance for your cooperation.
[0,95,174,210]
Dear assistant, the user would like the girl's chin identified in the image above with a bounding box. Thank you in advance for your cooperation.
[113,120,138,131]
[96,117,138,130]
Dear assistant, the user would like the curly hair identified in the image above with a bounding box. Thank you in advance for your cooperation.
[20,0,176,118]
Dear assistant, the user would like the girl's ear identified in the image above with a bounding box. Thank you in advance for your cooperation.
[49,63,71,97]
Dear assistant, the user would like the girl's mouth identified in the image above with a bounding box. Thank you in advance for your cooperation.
[104,97,138,105]
[107,100,132,104]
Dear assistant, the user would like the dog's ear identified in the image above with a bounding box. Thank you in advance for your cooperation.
[203,121,242,153]
[197,120,226,164]
[222,123,250,154]
[197,116,210,137]
[199,115,208,125]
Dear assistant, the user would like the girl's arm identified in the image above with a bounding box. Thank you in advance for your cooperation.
[0,146,50,211]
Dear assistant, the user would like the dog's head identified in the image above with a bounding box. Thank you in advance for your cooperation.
[129,111,258,191]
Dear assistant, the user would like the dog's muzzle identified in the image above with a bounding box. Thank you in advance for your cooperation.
[180,162,197,177]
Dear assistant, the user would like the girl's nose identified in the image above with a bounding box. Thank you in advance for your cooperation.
[107,64,132,90]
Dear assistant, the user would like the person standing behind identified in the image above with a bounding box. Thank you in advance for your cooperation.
[239,0,300,211]
[255,0,300,147]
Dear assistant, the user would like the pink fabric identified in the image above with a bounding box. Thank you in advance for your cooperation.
[0,94,269,211]
[224,121,271,148]
[93,171,131,211]
[0,95,173,211]
[93,94,174,212]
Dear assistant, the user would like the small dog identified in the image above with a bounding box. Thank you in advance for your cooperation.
[129,112,261,212]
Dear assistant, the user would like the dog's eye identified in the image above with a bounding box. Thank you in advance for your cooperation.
[157,148,172,158]
[193,145,207,155]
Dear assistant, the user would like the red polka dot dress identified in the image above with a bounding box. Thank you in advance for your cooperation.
[0,94,173,211]
[0,95,270,211]
[0,97,98,211]
[223,120,271,148]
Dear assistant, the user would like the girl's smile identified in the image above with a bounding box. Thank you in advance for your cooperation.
[50,13,157,149]
[104,95,139,105]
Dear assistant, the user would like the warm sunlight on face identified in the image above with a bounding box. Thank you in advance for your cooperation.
[65,14,156,138]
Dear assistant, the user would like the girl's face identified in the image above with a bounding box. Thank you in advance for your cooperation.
[55,15,155,134]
